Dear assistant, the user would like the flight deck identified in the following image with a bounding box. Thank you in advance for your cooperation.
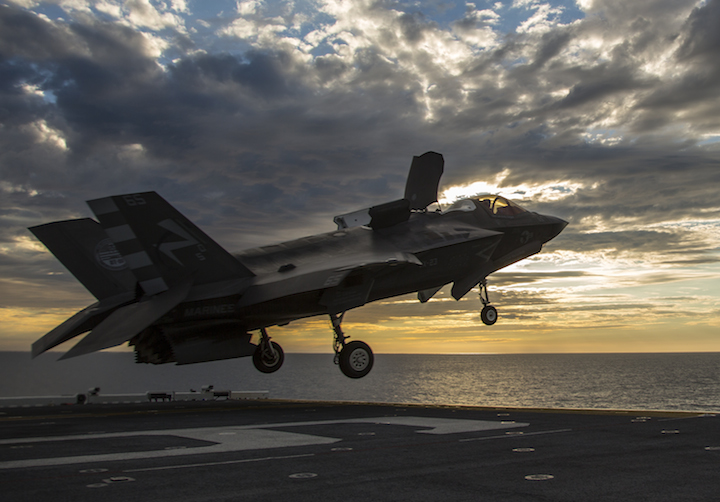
[1,399,718,501]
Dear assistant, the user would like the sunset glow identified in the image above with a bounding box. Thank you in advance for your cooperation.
[1,0,719,355]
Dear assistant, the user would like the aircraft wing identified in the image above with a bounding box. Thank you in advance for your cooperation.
[239,225,503,312]
[237,250,422,309]
[395,224,503,256]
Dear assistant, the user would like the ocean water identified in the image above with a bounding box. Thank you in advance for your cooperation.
[1,352,719,412]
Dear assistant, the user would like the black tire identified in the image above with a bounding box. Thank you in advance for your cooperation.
[339,341,374,378]
[481,305,497,325]
[253,341,284,373]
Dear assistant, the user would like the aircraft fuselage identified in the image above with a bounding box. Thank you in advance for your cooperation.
[156,199,566,331]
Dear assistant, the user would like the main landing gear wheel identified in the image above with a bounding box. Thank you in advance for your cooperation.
[339,341,374,379]
[330,312,375,378]
[253,328,284,373]
[481,305,497,325]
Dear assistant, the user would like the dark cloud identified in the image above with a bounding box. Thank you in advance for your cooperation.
[1,0,720,334]
[529,29,573,70]
[397,12,435,43]
[0,5,76,60]
[676,0,720,62]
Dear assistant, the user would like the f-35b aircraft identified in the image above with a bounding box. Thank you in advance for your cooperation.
[29,152,566,378]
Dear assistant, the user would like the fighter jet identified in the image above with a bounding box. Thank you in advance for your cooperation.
[29,152,567,378]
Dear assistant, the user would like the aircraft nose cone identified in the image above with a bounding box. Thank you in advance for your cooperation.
[544,216,568,242]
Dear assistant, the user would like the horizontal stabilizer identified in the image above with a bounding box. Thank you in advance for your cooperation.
[60,278,192,360]
[31,293,134,357]
[29,219,136,300]
[87,192,254,295]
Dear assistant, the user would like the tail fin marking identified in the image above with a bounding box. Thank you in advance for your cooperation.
[87,192,254,295]
[87,197,170,296]
[28,219,136,300]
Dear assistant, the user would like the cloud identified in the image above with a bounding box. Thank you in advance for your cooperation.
[2,1,720,352]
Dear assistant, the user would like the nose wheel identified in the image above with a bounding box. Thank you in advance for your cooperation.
[481,305,497,325]
[331,312,374,378]
[479,279,498,326]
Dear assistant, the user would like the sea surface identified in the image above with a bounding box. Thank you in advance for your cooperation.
[1,352,719,412]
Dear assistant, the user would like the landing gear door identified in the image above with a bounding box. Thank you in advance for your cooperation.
[320,274,375,314]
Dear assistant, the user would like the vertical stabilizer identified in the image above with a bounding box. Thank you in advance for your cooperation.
[87,192,254,296]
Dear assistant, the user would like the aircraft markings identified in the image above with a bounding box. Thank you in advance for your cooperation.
[0,417,527,469]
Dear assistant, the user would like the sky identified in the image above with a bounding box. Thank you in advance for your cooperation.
[1,0,719,356]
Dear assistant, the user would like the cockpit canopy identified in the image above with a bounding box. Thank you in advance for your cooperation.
[444,194,528,217]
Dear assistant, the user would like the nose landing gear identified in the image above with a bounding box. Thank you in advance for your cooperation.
[331,312,374,378]
[479,279,498,326]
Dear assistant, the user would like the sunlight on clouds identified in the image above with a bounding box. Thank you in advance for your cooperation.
[117,143,146,161]
[582,129,624,145]
[221,17,287,47]
[3,235,47,254]
[139,30,172,58]
[0,307,77,351]
[439,169,585,204]
[237,0,261,16]
[639,42,684,79]
[420,30,475,75]
[574,0,593,10]
[170,0,188,13]
[647,219,720,244]
[0,181,38,197]
[222,17,258,39]
[95,0,123,18]
[20,83,45,99]
[123,0,186,32]
[20,120,67,151]
[451,5,500,48]
[516,2,565,33]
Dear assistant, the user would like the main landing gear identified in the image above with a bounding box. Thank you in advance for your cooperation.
[253,327,284,373]
[252,317,374,378]
[331,312,374,378]
[478,279,498,326]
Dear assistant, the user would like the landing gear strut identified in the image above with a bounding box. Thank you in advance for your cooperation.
[331,312,374,379]
[479,279,498,326]
[253,328,284,373]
